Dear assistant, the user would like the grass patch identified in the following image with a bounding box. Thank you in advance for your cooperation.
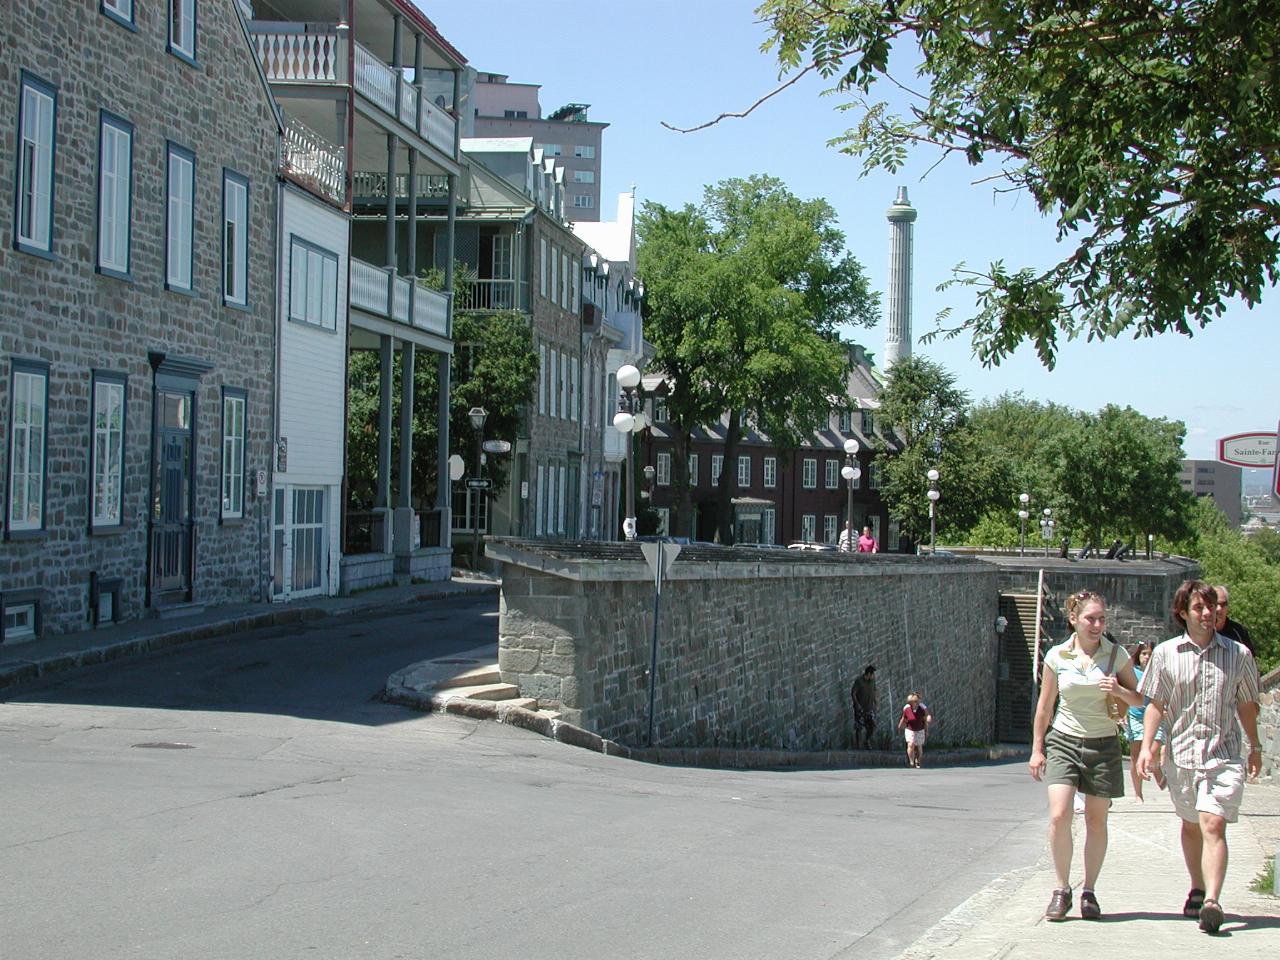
[1249,858,1276,896]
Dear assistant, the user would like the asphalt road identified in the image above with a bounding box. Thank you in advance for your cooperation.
[1,595,1048,960]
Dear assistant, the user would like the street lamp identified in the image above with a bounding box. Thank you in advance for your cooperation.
[614,363,642,541]
[1039,507,1055,558]
[926,468,940,554]
[468,406,488,570]
[840,438,862,551]
[1018,492,1030,556]
[641,464,656,500]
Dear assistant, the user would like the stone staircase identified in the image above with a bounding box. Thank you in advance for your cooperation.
[384,648,559,721]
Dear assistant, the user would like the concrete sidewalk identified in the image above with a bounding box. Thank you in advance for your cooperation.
[0,572,498,694]
[900,781,1280,959]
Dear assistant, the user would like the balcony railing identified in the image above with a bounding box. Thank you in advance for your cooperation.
[350,257,450,337]
[250,25,458,159]
[351,171,450,200]
[455,278,520,313]
[281,117,345,205]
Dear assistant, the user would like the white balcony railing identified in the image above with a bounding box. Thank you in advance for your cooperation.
[281,117,345,205]
[254,28,339,82]
[350,258,450,338]
[351,171,450,200]
[351,42,456,156]
[413,286,449,336]
[350,259,389,316]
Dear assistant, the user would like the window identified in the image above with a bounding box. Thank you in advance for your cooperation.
[688,454,699,487]
[561,252,569,306]
[655,507,670,536]
[539,237,548,296]
[535,464,545,536]
[573,195,594,208]
[169,0,196,61]
[222,171,248,306]
[165,143,195,291]
[572,170,595,183]
[572,261,580,312]
[289,237,338,330]
[762,508,776,545]
[849,465,861,490]
[802,457,817,489]
[888,519,901,551]
[2,600,38,643]
[869,462,881,490]
[550,349,558,418]
[824,516,839,543]
[654,398,668,422]
[221,390,246,519]
[558,464,567,533]
[825,458,839,489]
[559,350,569,415]
[861,409,876,435]
[102,0,135,27]
[538,143,562,156]
[656,452,671,486]
[573,145,595,159]
[838,410,852,433]
[550,243,559,305]
[737,455,750,488]
[801,514,816,542]
[571,360,580,422]
[711,455,723,486]
[97,112,132,277]
[503,109,528,119]
[90,372,127,530]
[538,344,547,415]
[6,360,48,534]
[764,456,776,488]
[15,73,56,256]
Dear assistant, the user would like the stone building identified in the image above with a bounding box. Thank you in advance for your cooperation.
[1,0,281,639]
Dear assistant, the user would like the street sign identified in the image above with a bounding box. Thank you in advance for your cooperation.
[1218,431,1277,468]
[640,542,682,581]
[482,439,512,454]
[1274,419,1280,501]
[448,454,465,481]
[466,478,491,490]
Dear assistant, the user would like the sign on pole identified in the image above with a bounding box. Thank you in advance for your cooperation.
[1218,431,1277,468]
[466,478,491,490]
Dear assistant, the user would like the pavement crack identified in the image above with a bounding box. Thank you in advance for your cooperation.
[235,775,351,799]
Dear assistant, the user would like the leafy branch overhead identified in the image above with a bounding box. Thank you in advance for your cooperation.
[754,0,1280,367]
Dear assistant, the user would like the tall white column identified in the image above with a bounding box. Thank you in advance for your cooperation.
[884,186,918,370]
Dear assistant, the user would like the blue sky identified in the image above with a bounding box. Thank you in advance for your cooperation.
[421,0,1278,461]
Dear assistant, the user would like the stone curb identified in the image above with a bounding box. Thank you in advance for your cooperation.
[0,581,498,694]
[392,689,1028,770]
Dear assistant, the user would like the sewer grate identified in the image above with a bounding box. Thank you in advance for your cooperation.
[131,742,195,750]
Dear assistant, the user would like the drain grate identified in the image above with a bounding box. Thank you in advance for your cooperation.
[131,742,195,750]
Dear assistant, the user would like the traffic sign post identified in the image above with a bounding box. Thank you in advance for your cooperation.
[639,541,682,748]
[466,478,491,490]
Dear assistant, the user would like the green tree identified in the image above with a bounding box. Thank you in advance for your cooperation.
[637,175,878,542]
[758,0,1280,367]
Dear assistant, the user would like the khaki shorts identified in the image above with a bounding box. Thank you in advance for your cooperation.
[1164,760,1245,824]
[1044,728,1125,799]
[905,728,927,746]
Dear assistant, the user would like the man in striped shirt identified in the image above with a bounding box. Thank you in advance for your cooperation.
[1136,579,1262,934]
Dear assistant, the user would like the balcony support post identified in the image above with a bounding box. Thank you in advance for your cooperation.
[436,351,452,548]
[385,133,398,309]
[414,33,425,138]
[445,172,457,338]
[391,14,403,119]
[407,148,419,321]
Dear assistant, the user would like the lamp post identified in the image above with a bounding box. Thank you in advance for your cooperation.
[468,406,487,571]
[1039,508,1054,558]
[926,468,940,554]
[840,438,862,551]
[1018,492,1030,556]
[613,363,642,541]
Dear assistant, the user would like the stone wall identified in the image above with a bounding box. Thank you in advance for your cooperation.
[1260,667,1280,781]
[490,540,1001,750]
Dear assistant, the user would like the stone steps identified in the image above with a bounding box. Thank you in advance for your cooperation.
[437,681,520,701]
[435,663,503,689]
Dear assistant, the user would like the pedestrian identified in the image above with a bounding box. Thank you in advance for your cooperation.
[1124,644,1166,801]
[1029,590,1142,921]
[850,664,878,749]
[1213,584,1254,656]
[897,692,932,767]
[838,521,854,552]
[1136,579,1263,934]
[856,524,878,553]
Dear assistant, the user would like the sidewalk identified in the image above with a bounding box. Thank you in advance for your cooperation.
[0,572,499,694]
[900,781,1280,959]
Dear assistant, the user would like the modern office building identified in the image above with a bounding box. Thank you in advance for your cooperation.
[1179,459,1243,527]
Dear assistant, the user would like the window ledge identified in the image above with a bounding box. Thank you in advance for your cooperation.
[14,240,57,262]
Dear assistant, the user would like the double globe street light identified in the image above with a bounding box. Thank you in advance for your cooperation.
[840,438,862,550]
[612,364,645,541]
[926,468,940,554]
[1018,492,1030,556]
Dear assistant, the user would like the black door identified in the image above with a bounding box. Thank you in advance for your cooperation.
[150,390,194,604]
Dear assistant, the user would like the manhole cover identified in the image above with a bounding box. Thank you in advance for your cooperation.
[131,742,195,750]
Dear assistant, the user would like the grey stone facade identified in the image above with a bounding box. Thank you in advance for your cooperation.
[489,540,1002,750]
[0,1,279,635]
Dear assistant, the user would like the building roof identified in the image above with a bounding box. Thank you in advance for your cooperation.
[572,191,636,264]
[460,136,534,153]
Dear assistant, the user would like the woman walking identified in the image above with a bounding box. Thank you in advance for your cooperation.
[1029,590,1142,921]
[1125,644,1165,801]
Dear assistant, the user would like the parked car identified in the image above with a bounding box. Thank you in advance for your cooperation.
[786,542,839,553]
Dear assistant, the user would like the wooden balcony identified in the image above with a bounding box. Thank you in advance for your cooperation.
[350,257,449,337]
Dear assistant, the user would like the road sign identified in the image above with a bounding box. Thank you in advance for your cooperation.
[448,454,465,481]
[640,542,682,581]
[482,439,512,454]
[1217,431,1277,468]
[1274,419,1280,501]
[466,478,491,490]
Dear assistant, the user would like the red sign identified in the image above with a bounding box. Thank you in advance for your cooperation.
[1275,420,1280,500]
[1217,431,1277,468]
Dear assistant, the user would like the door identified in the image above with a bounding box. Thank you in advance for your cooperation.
[272,486,329,600]
[150,390,194,604]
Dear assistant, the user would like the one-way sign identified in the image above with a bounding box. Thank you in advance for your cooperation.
[466,479,491,490]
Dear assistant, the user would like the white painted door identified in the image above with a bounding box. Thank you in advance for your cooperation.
[271,485,329,600]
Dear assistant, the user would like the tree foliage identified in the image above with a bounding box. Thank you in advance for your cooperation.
[758,0,1280,367]
[637,174,878,541]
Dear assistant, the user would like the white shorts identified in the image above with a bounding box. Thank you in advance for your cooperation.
[905,728,928,746]
[1164,760,1245,824]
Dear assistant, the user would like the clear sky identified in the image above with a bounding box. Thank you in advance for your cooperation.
[420,0,1278,461]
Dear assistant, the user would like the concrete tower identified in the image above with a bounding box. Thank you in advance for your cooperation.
[884,186,918,370]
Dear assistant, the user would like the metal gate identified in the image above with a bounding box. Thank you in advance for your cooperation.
[272,486,328,600]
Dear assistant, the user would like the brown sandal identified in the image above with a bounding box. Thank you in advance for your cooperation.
[1182,888,1205,918]
[1198,898,1224,933]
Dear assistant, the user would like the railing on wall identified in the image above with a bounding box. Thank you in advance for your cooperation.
[281,117,345,206]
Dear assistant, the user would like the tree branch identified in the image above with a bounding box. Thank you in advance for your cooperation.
[661,61,822,133]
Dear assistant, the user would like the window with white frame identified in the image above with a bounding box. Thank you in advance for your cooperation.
[550,349,559,418]
[572,170,595,183]
[544,466,555,535]
[560,350,569,415]
[561,252,570,307]
[655,507,670,536]
[539,237,548,296]
[862,409,876,435]
[2,600,38,643]
[550,244,559,305]
[656,452,671,486]
[221,390,246,519]
[825,458,839,489]
[654,398,668,422]
[571,360,579,422]
[762,508,776,545]
[824,515,838,543]
[535,464,545,536]
[7,360,48,534]
[558,464,567,533]
[801,514,816,542]
[572,195,594,208]
[802,457,817,489]
[169,0,196,61]
[97,113,132,276]
[737,455,750,488]
[572,261,580,311]
[711,455,723,486]
[223,171,248,306]
[688,454,699,486]
[869,462,881,490]
[573,145,595,159]
[90,372,126,530]
[166,143,194,291]
[538,143,562,156]
[16,74,56,256]
[838,409,852,433]
[289,237,338,330]
[764,456,776,488]
[103,0,134,26]
[538,344,547,415]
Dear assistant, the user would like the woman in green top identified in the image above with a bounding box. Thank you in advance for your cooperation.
[1029,590,1143,922]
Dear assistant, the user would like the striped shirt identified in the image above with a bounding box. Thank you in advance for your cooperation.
[1138,632,1261,770]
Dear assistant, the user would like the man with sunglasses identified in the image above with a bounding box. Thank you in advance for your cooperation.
[1213,585,1254,656]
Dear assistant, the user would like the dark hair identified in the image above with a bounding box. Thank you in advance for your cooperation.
[1172,579,1218,626]
[864,664,877,675]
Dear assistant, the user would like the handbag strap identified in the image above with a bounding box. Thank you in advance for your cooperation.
[1103,634,1120,675]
